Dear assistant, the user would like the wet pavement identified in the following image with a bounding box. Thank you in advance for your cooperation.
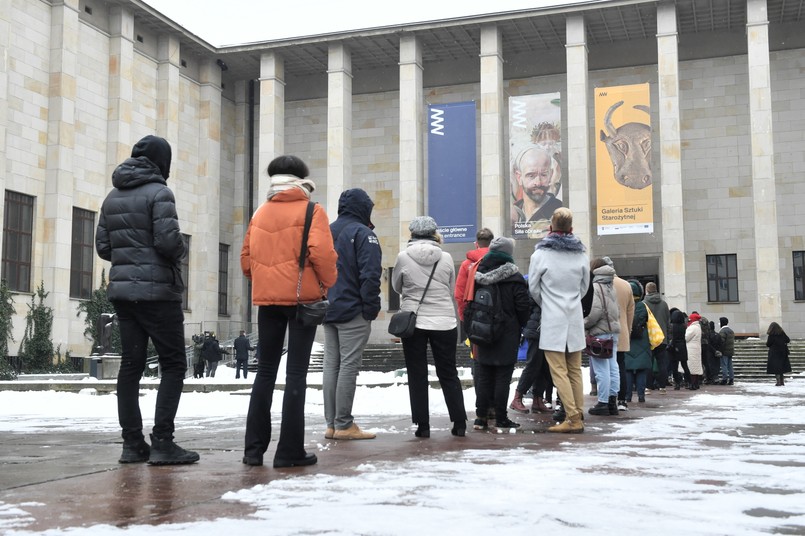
[1,382,802,533]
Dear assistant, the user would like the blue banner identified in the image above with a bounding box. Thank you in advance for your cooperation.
[427,101,477,243]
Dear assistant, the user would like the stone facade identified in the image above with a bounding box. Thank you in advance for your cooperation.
[1,0,804,357]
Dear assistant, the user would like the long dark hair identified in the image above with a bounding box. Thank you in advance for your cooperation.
[767,321,785,336]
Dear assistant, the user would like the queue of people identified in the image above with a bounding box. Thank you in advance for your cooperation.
[100,145,791,468]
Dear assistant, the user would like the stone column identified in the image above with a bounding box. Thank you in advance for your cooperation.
[327,43,352,217]
[398,35,423,249]
[258,52,284,204]
[196,60,223,327]
[565,15,592,248]
[106,6,134,173]
[480,25,505,236]
[43,0,80,351]
[157,34,181,146]
[0,0,9,239]
[746,0,782,332]
[656,3,687,311]
[233,80,251,321]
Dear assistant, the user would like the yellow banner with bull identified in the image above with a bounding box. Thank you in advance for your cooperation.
[594,83,653,235]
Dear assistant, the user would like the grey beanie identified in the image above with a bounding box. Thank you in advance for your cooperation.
[409,216,438,237]
[489,236,514,257]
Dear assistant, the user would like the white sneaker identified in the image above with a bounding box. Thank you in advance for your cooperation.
[617,402,628,411]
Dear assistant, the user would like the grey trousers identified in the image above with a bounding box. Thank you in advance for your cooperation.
[323,315,372,430]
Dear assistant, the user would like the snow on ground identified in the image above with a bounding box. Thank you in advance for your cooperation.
[1,371,804,535]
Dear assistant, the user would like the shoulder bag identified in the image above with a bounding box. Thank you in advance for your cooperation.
[295,201,329,327]
[388,262,439,338]
[585,283,614,358]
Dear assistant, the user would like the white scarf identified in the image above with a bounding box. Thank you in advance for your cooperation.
[267,174,316,200]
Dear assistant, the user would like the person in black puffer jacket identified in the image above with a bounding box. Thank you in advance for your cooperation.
[470,237,530,431]
[668,308,692,389]
[96,135,198,466]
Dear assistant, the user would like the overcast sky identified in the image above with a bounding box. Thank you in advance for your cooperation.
[141,0,571,46]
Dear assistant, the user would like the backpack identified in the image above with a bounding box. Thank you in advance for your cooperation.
[709,330,722,351]
[463,283,503,346]
[699,317,711,346]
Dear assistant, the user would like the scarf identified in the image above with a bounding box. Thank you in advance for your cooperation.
[267,174,316,200]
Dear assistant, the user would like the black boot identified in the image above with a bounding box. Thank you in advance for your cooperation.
[608,396,619,415]
[451,421,466,437]
[119,438,150,464]
[495,416,521,429]
[551,406,566,422]
[588,402,610,416]
[148,434,200,465]
[415,423,430,438]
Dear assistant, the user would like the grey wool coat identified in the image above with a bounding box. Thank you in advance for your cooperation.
[584,265,620,337]
[528,232,590,353]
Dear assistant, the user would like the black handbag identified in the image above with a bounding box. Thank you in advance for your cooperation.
[388,263,438,338]
[295,201,329,327]
[585,283,614,358]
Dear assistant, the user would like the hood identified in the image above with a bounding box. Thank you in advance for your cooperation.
[405,239,444,267]
[670,309,687,324]
[644,292,663,304]
[131,135,171,179]
[592,264,616,283]
[475,262,520,285]
[336,188,374,228]
[465,247,489,263]
[535,231,586,253]
[111,157,167,190]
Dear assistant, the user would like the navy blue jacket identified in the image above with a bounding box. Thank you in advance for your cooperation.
[324,189,382,323]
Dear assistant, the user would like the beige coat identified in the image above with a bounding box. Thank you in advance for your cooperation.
[613,276,634,352]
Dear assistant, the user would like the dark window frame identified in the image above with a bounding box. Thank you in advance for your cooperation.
[2,191,35,293]
[793,251,805,301]
[181,234,190,311]
[70,207,96,299]
[218,243,229,316]
[706,253,739,303]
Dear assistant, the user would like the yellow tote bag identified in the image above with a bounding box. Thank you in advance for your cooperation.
[646,307,664,350]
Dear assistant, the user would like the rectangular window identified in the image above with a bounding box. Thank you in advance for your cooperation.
[387,267,399,311]
[70,207,96,299]
[794,251,805,301]
[181,234,190,311]
[2,191,34,292]
[218,243,229,315]
[706,254,739,302]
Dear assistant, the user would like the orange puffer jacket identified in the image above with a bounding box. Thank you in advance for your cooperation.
[241,188,338,306]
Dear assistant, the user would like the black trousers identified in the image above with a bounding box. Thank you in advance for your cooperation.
[235,359,248,378]
[617,351,627,401]
[244,305,317,462]
[402,327,467,426]
[516,338,547,394]
[113,300,186,443]
[476,362,516,421]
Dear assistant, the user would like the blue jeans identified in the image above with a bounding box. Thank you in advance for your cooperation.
[720,354,734,381]
[590,333,619,404]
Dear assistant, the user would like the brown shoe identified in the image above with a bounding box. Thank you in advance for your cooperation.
[333,423,376,440]
[325,427,334,439]
[547,412,584,434]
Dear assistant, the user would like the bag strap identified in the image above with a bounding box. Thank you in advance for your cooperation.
[596,282,613,333]
[296,201,324,302]
[414,263,439,314]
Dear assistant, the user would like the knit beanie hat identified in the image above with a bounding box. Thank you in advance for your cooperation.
[629,279,643,298]
[489,236,514,257]
[409,216,438,238]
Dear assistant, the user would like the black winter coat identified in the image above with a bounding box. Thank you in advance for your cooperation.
[669,309,688,362]
[96,136,186,303]
[472,254,530,366]
[766,332,792,374]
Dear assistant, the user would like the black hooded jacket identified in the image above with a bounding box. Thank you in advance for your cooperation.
[96,135,186,302]
[323,188,382,323]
